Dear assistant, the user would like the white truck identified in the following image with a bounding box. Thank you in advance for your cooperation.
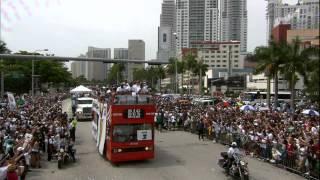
[75,97,94,121]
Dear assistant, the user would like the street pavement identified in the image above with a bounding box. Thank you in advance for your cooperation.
[27,99,304,180]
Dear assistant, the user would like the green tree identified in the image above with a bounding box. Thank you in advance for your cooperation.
[166,58,178,92]
[107,63,125,85]
[184,54,197,94]
[193,58,209,95]
[280,38,320,112]
[133,68,148,82]
[0,41,10,54]
[0,41,11,95]
[253,40,284,108]
[155,65,166,92]
[0,50,72,93]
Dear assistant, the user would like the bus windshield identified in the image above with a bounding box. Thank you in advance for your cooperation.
[113,95,153,105]
[112,124,152,143]
[77,100,93,104]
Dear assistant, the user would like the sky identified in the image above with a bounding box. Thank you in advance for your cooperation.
[0,0,299,60]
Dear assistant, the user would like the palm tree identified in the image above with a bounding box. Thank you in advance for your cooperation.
[280,37,320,115]
[166,57,178,92]
[193,58,209,95]
[253,40,283,108]
[177,60,186,93]
[184,54,197,94]
[154,65,166,92]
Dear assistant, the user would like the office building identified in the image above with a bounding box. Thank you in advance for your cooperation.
[71,54,87,79]
[287,29,320,47]
[157,0,176,61]
[176,0,190,53]
[220,0,248,52]
[86,46,111,81]
[266,0,319,40]
[114,48,128,59]
[189,0,206,45]
[272,23,319,47]
[114,48,129,80]
[175,0,221,54]
[204,0,220,41]
[128,40,145,81]
[189,41,244,77]
[246,73,304,92]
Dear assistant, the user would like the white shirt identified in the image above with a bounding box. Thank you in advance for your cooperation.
[0,166,8,180]
[116,87,125,93]
[227,147,240,158]
[132,84,140,93]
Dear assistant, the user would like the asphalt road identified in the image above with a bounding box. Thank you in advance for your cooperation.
[27,99,304,180]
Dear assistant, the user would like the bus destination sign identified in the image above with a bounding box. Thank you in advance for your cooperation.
[124,109,144,119]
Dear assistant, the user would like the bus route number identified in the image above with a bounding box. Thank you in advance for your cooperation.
[126,109,143,119]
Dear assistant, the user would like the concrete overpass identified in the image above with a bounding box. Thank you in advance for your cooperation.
[0,54,169,65]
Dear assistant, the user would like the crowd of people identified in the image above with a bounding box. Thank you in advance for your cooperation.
[0,92,76,180]
[155,95,320,178]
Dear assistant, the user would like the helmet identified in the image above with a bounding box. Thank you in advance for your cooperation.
[231,142,237,147]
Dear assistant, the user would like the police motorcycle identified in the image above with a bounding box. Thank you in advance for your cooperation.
[218,142,249,180]
[57,142,76,169]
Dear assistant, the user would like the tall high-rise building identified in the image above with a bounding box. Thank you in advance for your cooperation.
[71,54,87,79]
[220,0,247,52]
[114,48,129,80]
[86,46,111,81]
[189,0,205,44]
[266,0,319,40]
[176,0,190,53]
[157,0,176,61]
[128,40,145,81]
[114,48,128,59]
[175,0,221,54]
[204,0,220,41]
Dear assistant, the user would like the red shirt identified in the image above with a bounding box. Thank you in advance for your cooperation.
[7,172,18,180]
[286,143,295,157]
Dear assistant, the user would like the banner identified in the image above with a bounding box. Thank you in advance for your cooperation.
[98,105,108,155]
[7,93,16,110]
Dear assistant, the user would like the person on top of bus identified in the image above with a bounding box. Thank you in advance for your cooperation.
[124,80,131,91]
[138,83,149,94]
[116,84,126,93]
[132,81,140,93]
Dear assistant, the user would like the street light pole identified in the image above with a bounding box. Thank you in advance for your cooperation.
[200,63,202,96]
[175,59,178,94]
[32,49,48,97]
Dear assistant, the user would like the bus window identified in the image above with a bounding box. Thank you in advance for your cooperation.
[113,95,153,105]
[138,96,153,104]
[112,124,152,143]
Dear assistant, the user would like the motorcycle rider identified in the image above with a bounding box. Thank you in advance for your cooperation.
[226,142,240,174]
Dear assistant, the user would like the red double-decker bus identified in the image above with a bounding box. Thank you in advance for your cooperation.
[103,94,156,163]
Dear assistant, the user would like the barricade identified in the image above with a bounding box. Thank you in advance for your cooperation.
[183,128,320,180]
